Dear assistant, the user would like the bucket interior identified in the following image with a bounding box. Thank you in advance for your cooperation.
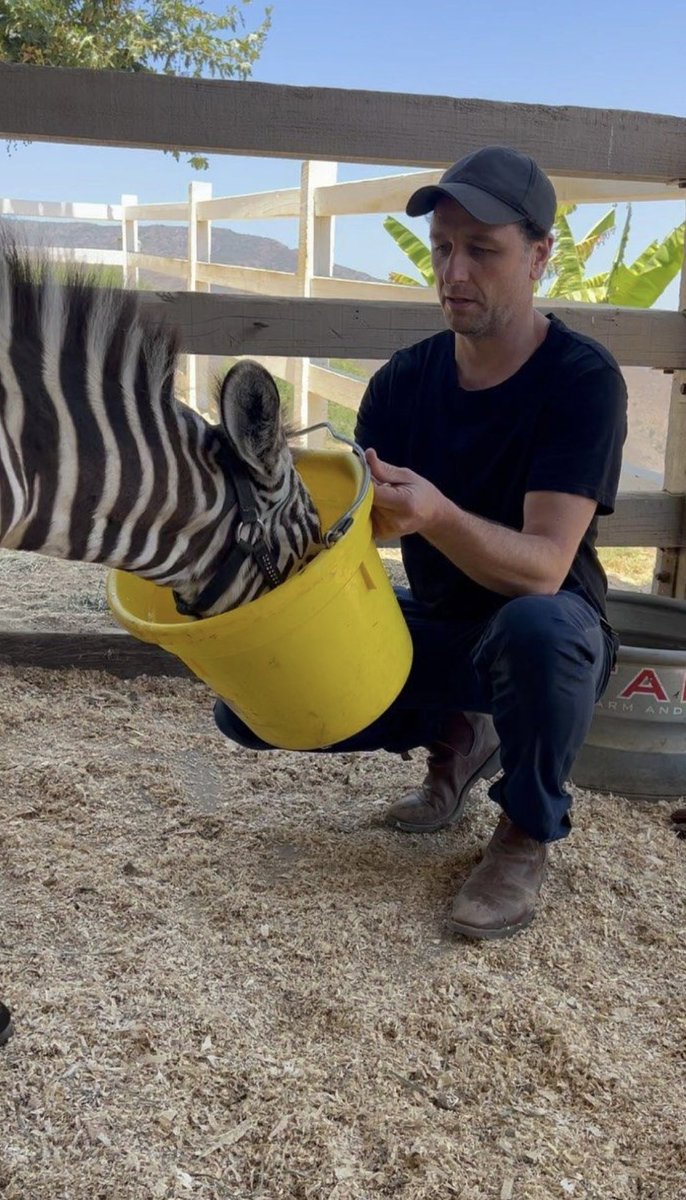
[292,446,362,533]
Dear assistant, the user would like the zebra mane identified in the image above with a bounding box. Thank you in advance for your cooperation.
[0,232,181,421]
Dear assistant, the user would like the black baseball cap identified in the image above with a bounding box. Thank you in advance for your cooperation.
[406,146,557,233]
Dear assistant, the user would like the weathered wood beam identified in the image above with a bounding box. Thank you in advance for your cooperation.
[139,292,686,369]
[0,64,684,181]
[379,494,685,551]
[598,492,685,547]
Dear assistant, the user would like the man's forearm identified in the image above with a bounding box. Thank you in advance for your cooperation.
[424,494,565,597]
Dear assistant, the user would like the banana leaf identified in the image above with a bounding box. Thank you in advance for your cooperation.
[607,222,685,307]
[546,210,584,297]
[555,282,610,304]
[605,205,632,299]
[576,207,616,268]
[389,271,423,287]
[383,216,434,286]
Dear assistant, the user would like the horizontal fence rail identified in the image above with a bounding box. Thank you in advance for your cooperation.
[139,293,686,369]
[314,174,686,214]
[1,64,686,181]
[0,197,124,221]
[598,492,685,547]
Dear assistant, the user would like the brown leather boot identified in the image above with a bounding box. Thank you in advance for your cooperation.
[385,712,500,833]
[448,814,548,940]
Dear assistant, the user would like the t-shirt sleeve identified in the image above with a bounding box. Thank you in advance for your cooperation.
[353,377,378,450]
[526,364,628,515]
[354,359,400,462]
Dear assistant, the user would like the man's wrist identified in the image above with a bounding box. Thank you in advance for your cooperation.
[423,492,461,544]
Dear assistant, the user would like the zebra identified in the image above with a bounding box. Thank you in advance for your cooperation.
[0,244,323,616]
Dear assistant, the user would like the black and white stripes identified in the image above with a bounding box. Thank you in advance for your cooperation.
[0,244,322,616]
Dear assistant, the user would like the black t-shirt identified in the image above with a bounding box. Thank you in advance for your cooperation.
[354,314,628,623]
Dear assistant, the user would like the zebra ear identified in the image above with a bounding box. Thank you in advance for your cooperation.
[218,360,286,477]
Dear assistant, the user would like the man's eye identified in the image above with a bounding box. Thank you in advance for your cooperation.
[471,246,493,256]
[431,243,450,256]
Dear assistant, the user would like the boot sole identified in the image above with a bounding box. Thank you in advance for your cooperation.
[389,747,501,834]
[447,908,536,940]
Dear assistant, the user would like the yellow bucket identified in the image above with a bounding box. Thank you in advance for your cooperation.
[106,440,413,750]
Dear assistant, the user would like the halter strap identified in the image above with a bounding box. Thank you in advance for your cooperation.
[173,423,370,620]
[173,443,283,619]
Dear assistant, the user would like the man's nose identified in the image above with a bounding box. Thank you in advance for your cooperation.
[442,247,471,284]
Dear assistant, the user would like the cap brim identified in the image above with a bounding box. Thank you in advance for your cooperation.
[405,181,525,224]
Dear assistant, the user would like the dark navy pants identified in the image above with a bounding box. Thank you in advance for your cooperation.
[214,589,616,843]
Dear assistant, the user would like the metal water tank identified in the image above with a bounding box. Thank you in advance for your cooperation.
[573,590,686,800]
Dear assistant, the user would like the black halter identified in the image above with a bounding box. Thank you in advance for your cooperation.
[173,444,283,619]
[173,422,371,621]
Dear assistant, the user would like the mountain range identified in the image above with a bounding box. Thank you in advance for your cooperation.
[1,217,378,287]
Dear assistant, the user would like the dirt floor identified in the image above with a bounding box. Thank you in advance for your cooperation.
[0,550,684,1200]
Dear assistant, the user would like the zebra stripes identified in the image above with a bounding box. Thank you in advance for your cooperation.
[0,242,322,616]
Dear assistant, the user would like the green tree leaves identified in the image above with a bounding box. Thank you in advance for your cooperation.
[0,0,271,168]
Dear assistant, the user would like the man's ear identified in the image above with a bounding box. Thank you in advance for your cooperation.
[218,360,285,476]
[531,234,553,282]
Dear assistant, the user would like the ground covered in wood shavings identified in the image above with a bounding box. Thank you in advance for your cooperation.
[0,552,685,1200]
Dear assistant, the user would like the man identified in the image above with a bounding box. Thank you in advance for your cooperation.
[215,145,627,940]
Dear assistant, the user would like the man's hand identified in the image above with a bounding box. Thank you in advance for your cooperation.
[365,448,448,540]
[364,450,597,597]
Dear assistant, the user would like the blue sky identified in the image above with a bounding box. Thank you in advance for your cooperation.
[4,0,685,305]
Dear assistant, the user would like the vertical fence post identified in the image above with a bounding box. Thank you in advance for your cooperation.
[290,160,338,444]
[655,242,686,597]
[120,194,139,288]
[186,180,213,413]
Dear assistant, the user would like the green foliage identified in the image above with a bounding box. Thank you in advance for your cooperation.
[328,400,357,440]
[0,0,271,170]
[328,357,371,382]
[383,215,434,286]
[384,203,684,308]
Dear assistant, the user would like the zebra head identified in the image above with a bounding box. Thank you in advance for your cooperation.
[0,241,323,618]
[171,360,323,618]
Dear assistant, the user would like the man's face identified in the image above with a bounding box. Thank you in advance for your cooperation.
[429,198,552,338]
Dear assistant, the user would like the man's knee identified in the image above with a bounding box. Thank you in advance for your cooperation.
[478,594,595,674]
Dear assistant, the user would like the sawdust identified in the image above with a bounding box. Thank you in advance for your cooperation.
[0,549,684,1200]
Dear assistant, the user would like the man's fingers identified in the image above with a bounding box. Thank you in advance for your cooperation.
[371,479,406,507]
[365,448,414,487]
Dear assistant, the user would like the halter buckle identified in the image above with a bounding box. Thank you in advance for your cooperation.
[236,516,266,547]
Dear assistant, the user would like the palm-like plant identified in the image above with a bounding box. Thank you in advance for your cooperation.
[383,203,685,307]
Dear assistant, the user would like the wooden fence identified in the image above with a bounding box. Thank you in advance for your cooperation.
[1,64,685,589]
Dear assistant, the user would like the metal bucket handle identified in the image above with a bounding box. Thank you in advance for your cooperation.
[291,422,371,548]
